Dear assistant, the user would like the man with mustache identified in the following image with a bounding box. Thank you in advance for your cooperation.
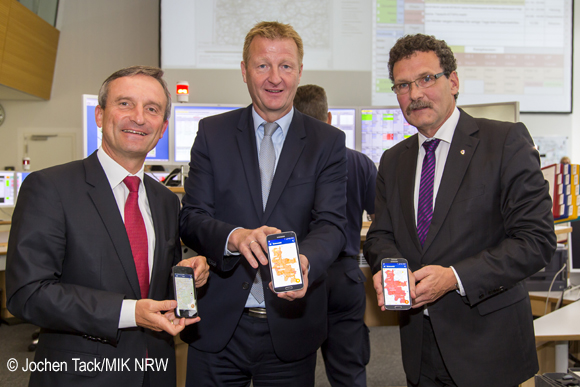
[7,66,209,387]
[364,34,556,387]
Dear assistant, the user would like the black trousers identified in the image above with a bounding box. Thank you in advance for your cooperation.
[321,256,370,387]
[185,312,316,387]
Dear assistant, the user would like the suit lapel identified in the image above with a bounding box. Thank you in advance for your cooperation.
[236,106,263,221]
[422,111,479,252]
[84,153,142,299]
[398,136,422,251]
[262,112,306,223]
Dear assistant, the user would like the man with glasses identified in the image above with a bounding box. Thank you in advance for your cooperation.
[364,34,556,387]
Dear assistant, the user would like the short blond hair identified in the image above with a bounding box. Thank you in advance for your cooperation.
[243,21,304,66]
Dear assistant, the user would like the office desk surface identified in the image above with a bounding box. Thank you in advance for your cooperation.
[534,301,580,342]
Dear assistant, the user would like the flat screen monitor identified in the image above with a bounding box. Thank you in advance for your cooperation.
[15,172,31,198]
[0,172,16,207]
[360,107,417,164]
[173,104,243,163]
[329,108,356,150]
[569,222,580,273]
[82,95,170,162]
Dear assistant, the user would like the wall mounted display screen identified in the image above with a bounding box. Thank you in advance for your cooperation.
[371,1,573,113]
[329,108,356,150]
[360,107,417,164]
[173,105,242,163]
[83,95,170,161]
[161,0,371,71]
[0,172,16,207]
[161,0,573,113]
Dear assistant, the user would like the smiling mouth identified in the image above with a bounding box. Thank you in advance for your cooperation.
[265,89,283,93]
[122,129,146,136]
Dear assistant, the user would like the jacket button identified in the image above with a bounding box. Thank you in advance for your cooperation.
[242,282,250,290]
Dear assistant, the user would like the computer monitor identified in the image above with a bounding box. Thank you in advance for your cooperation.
[173,104,244,163]
[15,172,31,198]
[360,107,417,164]
[0,172,16,207]
[329,107,356,150]
[82,94,170,162]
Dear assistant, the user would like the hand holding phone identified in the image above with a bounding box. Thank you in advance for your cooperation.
[172,266,198,318]
[266,231,304,293]
[381,258,412,310]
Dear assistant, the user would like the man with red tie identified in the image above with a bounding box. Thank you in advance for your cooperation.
[7,66,209,387]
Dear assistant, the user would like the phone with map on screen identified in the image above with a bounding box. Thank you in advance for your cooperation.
[267,231,304,293]
[172,266,198,318]
[381,258,412,310]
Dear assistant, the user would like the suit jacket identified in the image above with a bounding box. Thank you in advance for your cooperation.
[364,110,556,387]
[179,105,347,362]
[6,152,182,387]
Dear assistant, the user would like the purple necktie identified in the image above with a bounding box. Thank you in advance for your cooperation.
[417,139,440,247]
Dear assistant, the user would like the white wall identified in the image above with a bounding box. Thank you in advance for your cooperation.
[0,1,577,169]
[0,0,159,170]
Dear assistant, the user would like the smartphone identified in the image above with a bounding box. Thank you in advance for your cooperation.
[172,266,198,318]
[381,258,412,310]
[266,231,304,293]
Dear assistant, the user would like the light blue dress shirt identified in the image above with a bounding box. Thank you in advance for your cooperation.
[225,107,294,308]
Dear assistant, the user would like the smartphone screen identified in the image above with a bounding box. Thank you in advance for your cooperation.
[173,267,198,318]
[267,232,304,292]
[381,258,411,310]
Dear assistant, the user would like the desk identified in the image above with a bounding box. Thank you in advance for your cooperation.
[529,291,580,316]
[534,301,580,372]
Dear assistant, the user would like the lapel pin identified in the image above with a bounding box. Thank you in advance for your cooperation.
[460,150,465,155]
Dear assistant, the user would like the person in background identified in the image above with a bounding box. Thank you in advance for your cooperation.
[561,156,571,164]
[179,22,347,386]
[294,84,377,387]
[364,34,556,387]
[7,66,209,387]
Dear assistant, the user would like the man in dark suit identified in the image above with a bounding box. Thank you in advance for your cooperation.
[180,22,347,386]
[294,84,376,387]
[363,34,556,387]
[7,66,209,387]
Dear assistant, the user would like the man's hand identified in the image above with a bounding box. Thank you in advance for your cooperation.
[269,254,309,301]
[135,299,200,336]
[411,265,457,308]
[228,226,281,268]
[374,269,417,311]
[372,270,385,311]
[178,256,210,287]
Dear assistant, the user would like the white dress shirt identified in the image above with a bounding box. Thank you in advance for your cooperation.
[412,108,466,309]
[97,148,156,328]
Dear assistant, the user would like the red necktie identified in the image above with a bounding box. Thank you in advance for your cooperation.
[123,176,149,299]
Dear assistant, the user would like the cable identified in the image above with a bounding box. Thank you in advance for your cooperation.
[544,262,567,316]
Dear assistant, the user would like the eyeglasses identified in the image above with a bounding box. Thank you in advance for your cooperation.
[391,72,448,95]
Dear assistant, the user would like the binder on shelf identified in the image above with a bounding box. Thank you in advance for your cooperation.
[542,164,565,219]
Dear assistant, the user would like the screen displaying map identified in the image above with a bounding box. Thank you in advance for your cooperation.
[381,261,410,306]
[175,273,197,312]
[268,236,303,288]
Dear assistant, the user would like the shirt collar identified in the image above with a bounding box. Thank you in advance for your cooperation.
[97,147,145,189]
[417,107,460,147]
[251,106,294,134]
